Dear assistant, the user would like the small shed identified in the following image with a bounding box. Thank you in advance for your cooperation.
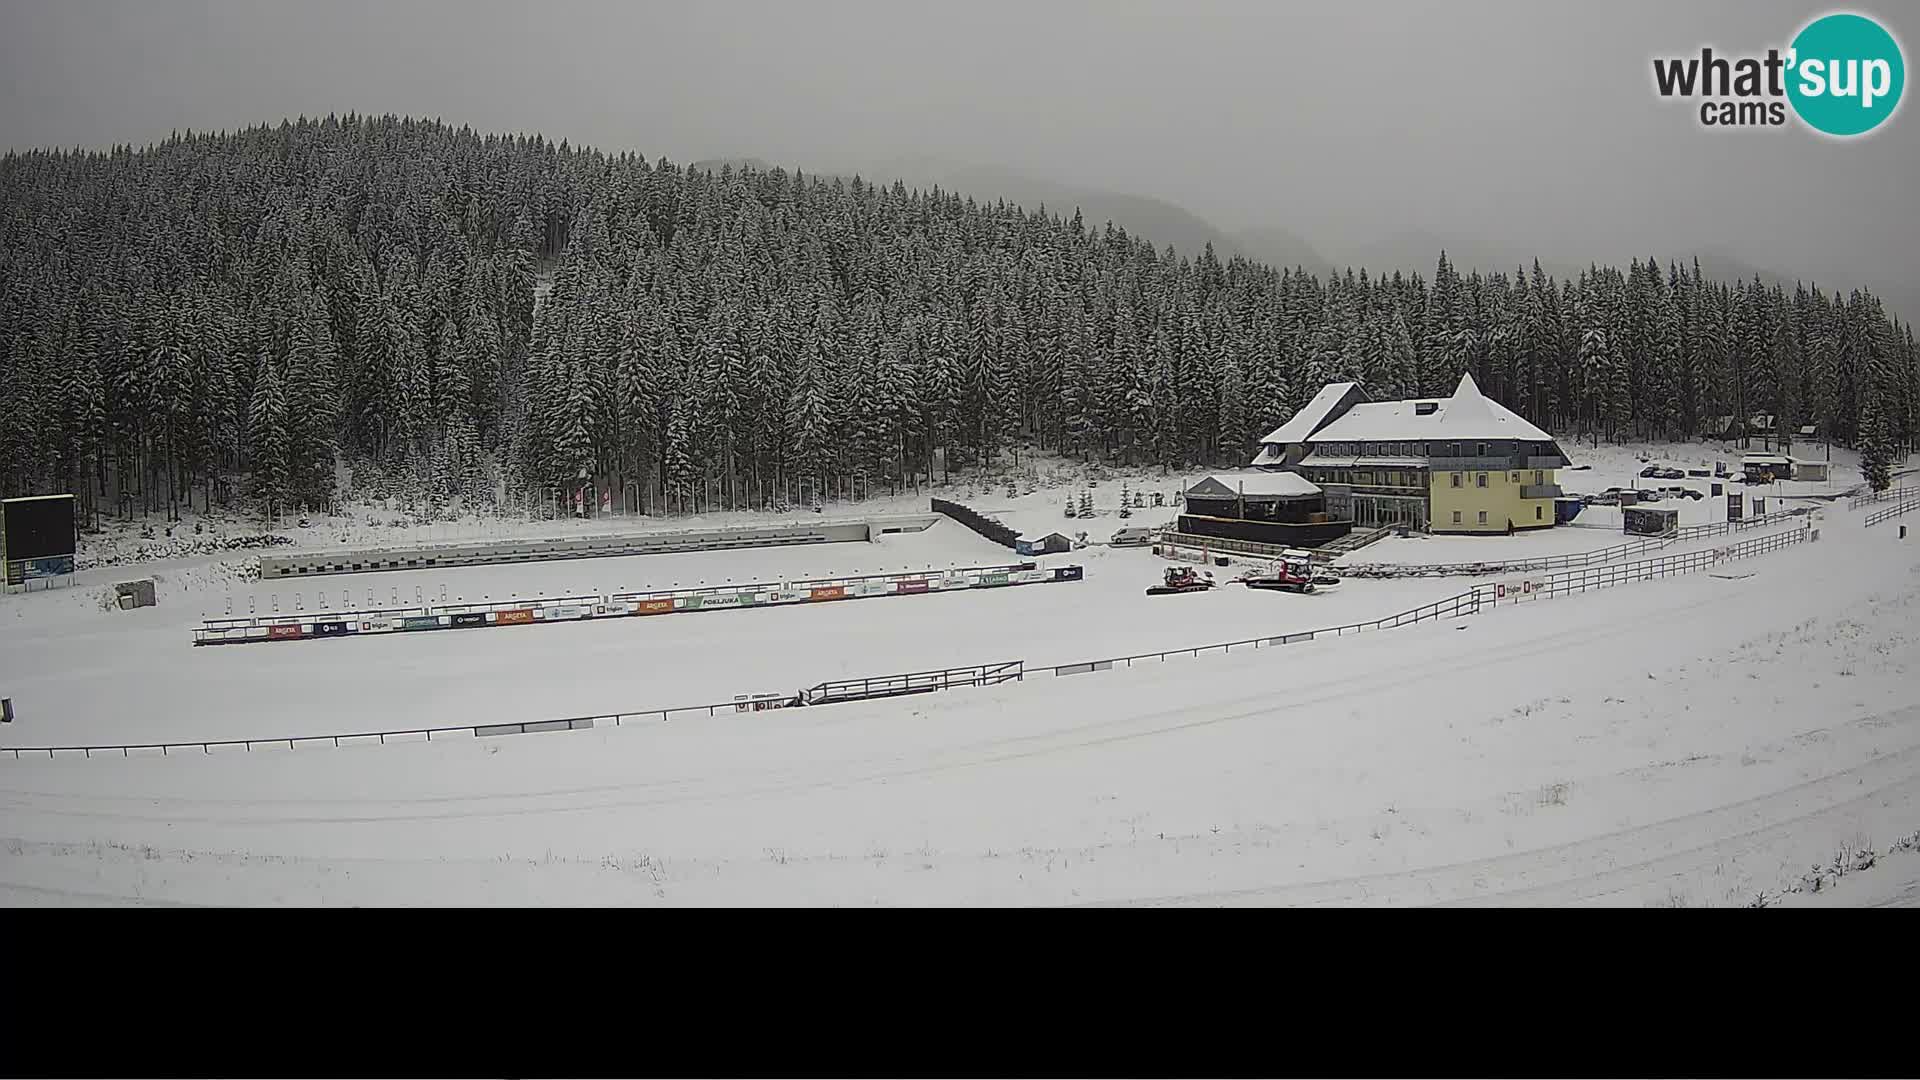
[114,579,157,610]
[1015,532,1074,556]
[1791,459,1830,483]
[1623,505,1679,537]
[1742,453,1795,481]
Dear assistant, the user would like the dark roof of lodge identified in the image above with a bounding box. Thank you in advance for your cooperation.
[1186,472,1323,500]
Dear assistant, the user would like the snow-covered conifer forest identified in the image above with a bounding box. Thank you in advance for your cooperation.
[3,114,1916,526]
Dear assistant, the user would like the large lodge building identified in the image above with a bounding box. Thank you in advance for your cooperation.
[1179,372,1571,545]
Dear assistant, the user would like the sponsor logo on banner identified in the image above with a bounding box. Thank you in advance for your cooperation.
[400,615,441,630]
[267,624,303,640]
[7,554,75,584]
[677,595,706,610]
[896,579,929,594]
[543,605,584,620]
[1496,579,1538,602]
[495,608,534,625]
[313,620,351,636]
[636,598,675,615]
[450,612,487,627]
[979,573,1010,587]
[810,586,846,601]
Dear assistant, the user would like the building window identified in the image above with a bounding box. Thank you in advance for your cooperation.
[1476,442,1486,456]
[1478,510,1488,525]
[1534,470,1543,484]
[1536,506,1544,520]
[1450,472,1462,488]
[1510,472,1520,484]
[1477,473,1488,488]
[1452,510,1462,524]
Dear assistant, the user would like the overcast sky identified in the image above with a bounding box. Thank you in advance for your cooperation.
[2,0,1913,292]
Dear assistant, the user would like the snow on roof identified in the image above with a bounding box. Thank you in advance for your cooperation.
[1259,382,1360,445]
[1190,472,1323,498]
[1742,453,1793,464]
[1308,372,1552,443]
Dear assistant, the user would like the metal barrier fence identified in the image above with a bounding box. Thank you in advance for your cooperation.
[1036,589,1485,676]
[1849,486,1916,509]
[1333,511,1804,579]
[801,661,1025,705]
[1,663,1027,760]
[1156,531,1334,562]
[1864,499,1920,527]
[1337,534,1675,579]
[1475,521,1811,607]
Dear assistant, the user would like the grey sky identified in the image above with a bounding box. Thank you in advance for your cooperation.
[2,0,1914,296]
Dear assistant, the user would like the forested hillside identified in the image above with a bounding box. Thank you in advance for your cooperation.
[2,115,1914,525]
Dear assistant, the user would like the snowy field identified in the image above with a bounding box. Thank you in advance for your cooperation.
[1,518,1470,747]
[0,499,1913,906]
[3,441,1916,906]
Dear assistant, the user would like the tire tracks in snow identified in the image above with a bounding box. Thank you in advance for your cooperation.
[0,583,1737,827]
[1093,715,1920,907]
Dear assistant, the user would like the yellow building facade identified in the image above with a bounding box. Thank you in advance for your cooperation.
[1251,371,1570,537]
[1428,464,1561,533]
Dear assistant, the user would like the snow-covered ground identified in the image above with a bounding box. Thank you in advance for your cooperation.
[3,440,1916,906]
[1,518,1474,747]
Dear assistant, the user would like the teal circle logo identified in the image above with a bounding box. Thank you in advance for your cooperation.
[1787,12,1905,136]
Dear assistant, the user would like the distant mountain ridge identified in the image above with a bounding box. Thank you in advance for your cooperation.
[689,155,1911,322]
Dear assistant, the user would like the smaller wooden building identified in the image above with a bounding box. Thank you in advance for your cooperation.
[1623,505,1679,537]
[1015,532,1075,555]
[1177,473,1353,547]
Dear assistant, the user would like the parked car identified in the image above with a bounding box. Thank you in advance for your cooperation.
[1109,526,1158,547]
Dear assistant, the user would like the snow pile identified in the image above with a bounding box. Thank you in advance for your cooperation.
[77,532,292,572]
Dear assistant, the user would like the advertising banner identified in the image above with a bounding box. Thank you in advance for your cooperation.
[6,554,75,585]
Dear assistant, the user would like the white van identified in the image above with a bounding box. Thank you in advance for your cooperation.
[1110,526,1158,547]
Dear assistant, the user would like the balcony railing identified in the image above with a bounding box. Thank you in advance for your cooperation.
[1520,484,1564,500]
[1428,456,1519,472]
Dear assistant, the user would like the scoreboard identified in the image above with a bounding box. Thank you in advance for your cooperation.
[2,494,77,586]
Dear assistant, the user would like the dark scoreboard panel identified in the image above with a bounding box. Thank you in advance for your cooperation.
[2,494,77,561]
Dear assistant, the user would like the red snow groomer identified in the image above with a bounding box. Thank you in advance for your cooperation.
[1243,549,1339,594]
[1146,565,1216,595]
